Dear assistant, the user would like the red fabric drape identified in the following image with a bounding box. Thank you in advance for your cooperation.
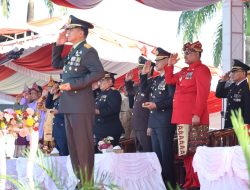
[50,0,78,8]
[0,66,16,81]
[135,0,220,11]
[207,91,222,114]
[0,28,28,35]
[51,0,103,9]
[13,44,71,72]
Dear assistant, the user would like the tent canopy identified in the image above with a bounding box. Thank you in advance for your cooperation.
[0,1,222,114]
[51,0,220,11]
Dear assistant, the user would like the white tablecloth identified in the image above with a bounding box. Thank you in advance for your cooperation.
[5,152,165,190]
[193,146,249,190]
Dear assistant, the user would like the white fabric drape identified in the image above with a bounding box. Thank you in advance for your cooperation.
[65,0,103,9]
[193,146,249,190]
[0,92,15,104]
[4,62,60,81]
[0,73,46,94]
[94,152,166,190]
[52,0,220,11]
[137,0,221,11]
[6,153,165,190]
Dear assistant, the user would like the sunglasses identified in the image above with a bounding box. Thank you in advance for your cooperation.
[184,50,196,55]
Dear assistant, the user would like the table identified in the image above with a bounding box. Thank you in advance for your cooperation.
[4,152,166,190]
[193,146,249,190]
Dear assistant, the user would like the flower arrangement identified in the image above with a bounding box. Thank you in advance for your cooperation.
[98,136,114,152]
[0,108,39,137]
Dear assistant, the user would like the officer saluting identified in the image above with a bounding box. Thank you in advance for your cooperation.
[125,58,152,152]
[52,15,104,186]
[216,59,250,128]
[140,48,176,188]
[93,72,124,149]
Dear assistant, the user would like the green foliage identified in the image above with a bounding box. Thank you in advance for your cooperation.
[177,2,222,67]
[231,109,250,186]
[245,5,250,36]
[177,3,220,43]
[166,181,181,190]
[1,0,58,19]
[1,0,10,18]
[213,23,222,67]
[43,0,54,17]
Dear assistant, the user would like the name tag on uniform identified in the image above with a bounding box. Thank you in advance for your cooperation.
[158,80,166,91]
[233,94,242,102]
[71,57,76,61]
[100,95,107,101]
[185,72,193,79]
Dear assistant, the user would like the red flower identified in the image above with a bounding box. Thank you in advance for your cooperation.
[99,143,112,150]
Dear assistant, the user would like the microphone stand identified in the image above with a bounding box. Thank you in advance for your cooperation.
[0,48,24,65]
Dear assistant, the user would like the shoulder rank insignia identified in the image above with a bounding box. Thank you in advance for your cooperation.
[84,43,92,49]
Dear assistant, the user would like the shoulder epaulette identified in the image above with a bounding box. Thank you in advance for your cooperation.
[84,43,92,49]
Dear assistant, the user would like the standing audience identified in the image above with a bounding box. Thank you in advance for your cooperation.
[52,15,104,185]
[216,59,250,128]
[125,65,152,152]
[141,48,176,188]
[93,72,124,150]
[119,86,132,139]
[164,41,211,189]
[45,81,69,156]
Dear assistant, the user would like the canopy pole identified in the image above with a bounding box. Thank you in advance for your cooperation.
[221,0,244,128]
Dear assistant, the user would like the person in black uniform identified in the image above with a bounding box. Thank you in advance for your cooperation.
[52,15,104,184]
[125,59,152,152]
[93,72,124,151]
[140,47,176,188]
[216,59,250,128]
[45,81,69,156]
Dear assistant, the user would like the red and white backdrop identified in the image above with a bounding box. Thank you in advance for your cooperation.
[0,0,222,127]
[51,0,220,11]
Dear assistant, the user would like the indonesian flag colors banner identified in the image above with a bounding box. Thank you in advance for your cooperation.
[51,0,103,9]
[51,0,220,11]
[135,0,220,11]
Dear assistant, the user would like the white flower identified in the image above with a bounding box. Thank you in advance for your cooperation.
[26,108,35,116]
[4,113,14,122]
[4,108,15,114]
[34,116,39,121]
[107,136,114,140]
[113,145,121,150]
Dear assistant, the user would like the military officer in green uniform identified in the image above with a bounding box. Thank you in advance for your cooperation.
[216,59,250,128]
[52,15,104,185]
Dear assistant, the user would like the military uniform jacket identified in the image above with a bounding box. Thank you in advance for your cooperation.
[164,61,211,125]
[93,89,124,136]
[125,80,150,131]
[45,93,65,136]
[140,74,175,128]
[52,41,104,114]
[216,79,250,128]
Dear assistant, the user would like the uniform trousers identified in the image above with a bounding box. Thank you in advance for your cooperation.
[151,126,176,188]
[64,113,95,183]
[135,130,152,152]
